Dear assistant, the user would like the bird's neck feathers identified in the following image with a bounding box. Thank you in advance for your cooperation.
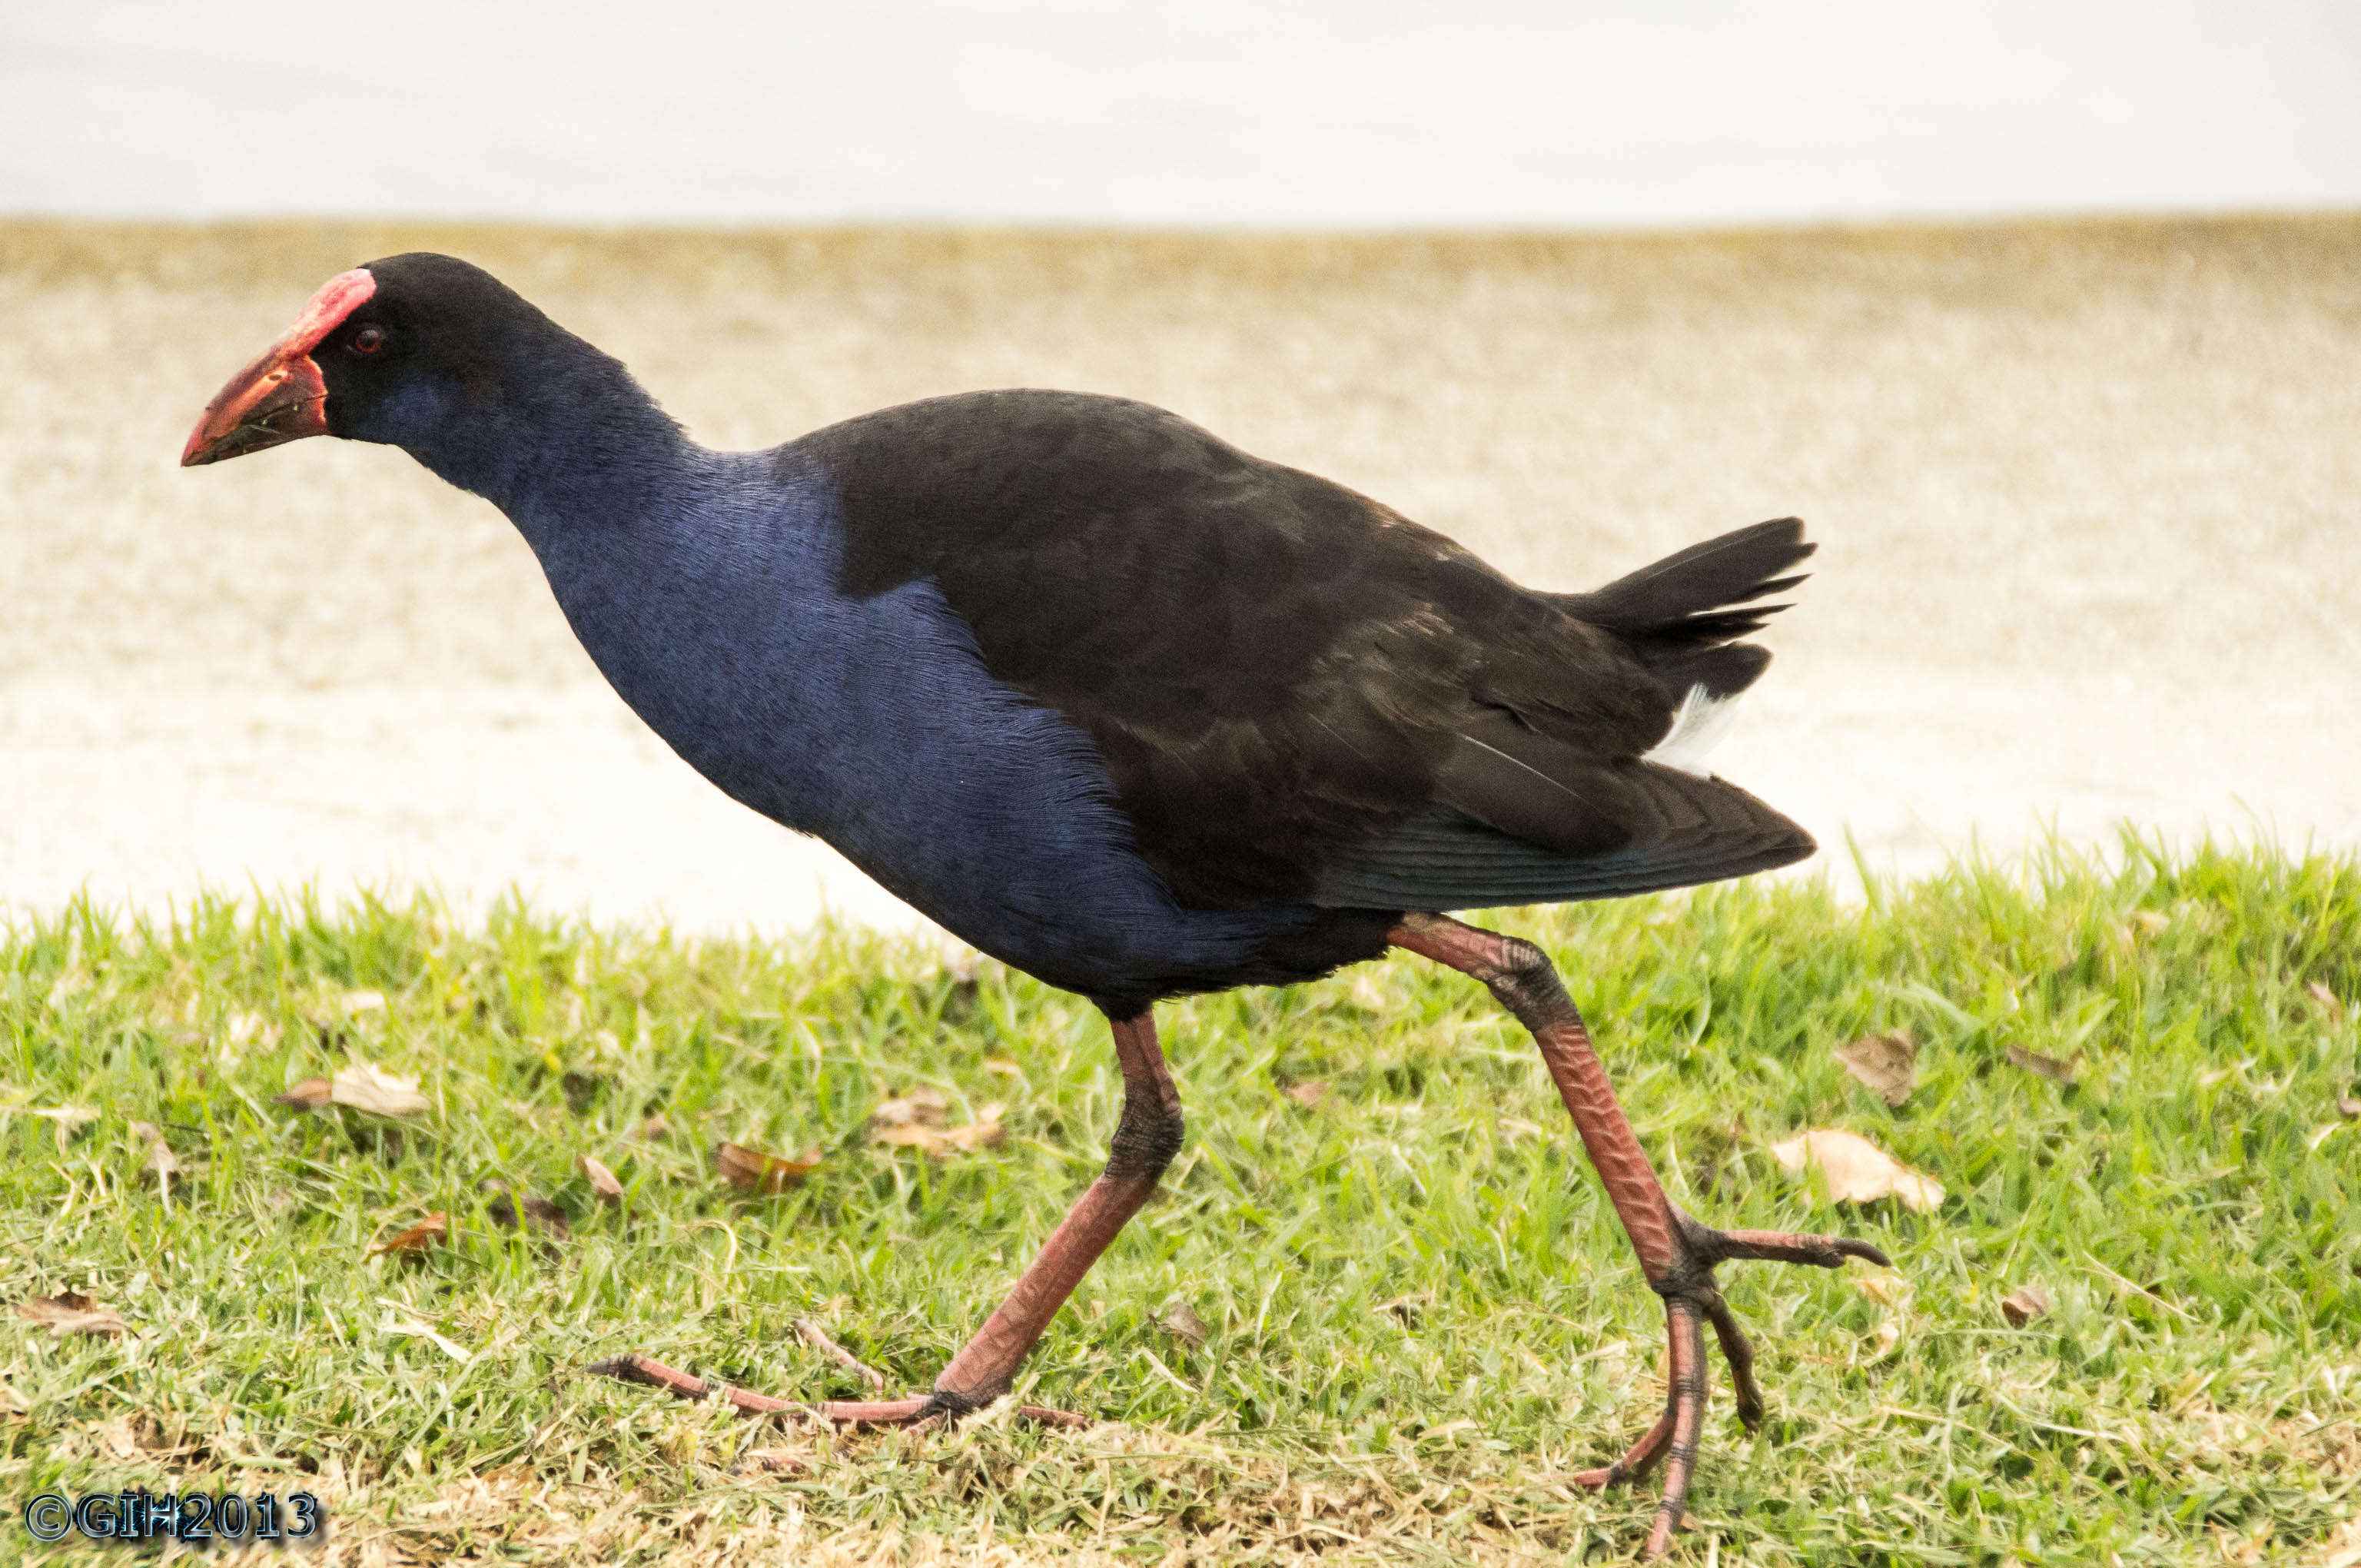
[388,331,704,548]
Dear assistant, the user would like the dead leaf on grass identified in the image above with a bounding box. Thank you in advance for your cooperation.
[870,1087,948,1130]
[578,1153,624,1205]
[274,1077,334,1111]
[332,1060,428,1116]
[1999,1284,2054,1327]
[17,1291,128,1337]
[127,1121,182,1181]
[1155,1298,1210,1348]
[1857,1274,1911,1311]
[873,1105,1005,1157]
[2004,1043,2082,1083]
[638,1114,673,1141]
[1862,1318,1904,1362]
[274,1061,427,1117]
[739,1448,808,1474]
[90,1412,204,1462]
[1834,1031,1917,1106]
[716,1141,821,1193]
[369,1212,449,1257]
[1768,1128,1944,1212]
[2306,981,2346,1021]
[484,1184,570,1239]
[2339,1095,2361,1120]
[1283,1081,1330,1109]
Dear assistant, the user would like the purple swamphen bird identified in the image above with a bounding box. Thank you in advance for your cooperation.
[184,255,1885,1556]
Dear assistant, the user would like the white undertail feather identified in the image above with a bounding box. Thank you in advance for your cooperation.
[1641,684,1742,778]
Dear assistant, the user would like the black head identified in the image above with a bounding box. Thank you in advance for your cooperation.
[182,253,659,493]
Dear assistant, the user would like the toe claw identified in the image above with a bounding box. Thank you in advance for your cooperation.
[1836,1237,1893,1269]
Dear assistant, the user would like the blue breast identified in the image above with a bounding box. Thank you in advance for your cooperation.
[522,451,1313,1001]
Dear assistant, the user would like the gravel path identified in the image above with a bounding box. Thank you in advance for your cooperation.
[4,218,2355,934]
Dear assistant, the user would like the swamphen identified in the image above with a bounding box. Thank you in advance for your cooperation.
[184,254,1884,1556]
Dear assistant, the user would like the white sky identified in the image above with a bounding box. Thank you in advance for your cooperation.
[7,0,2360,227]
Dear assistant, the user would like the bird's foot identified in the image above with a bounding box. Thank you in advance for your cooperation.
[583,1353,1089,1430]
[1576,1213,1889,1559]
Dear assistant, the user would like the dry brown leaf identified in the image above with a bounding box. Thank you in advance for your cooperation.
[370,1212,449,1257]
[1857,1274,1910,1310]
[2339,1096,2361,1120]
[870,1087,948,1129]
[273,1077,334,1111]
[1283,1081,1330,1109]
[577,1153,624,1205]
[1834,1031,1918,1107]
[486,1188,570,1239]
[873,1111,1005,1157]
[1768,1128,1944,1212]
[2306,981,2345,1019]
[2004,1043,2082,1083]
[1155,1298,1210,1348]
[16,1290,129,1337]
[637,1114,672,1141]
[21,1105,98,1153]
[331,1060,428,1117]
[739,1448,808,1475]
[1863,1318,1904,1361]
[716,1141,820,1194]
[1999,1284,2054,1327]
[128,1121,181,1180]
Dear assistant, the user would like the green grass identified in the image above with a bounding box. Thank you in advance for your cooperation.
[5,839,2358,1565]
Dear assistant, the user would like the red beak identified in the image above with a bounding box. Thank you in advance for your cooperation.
[181,269,377,467]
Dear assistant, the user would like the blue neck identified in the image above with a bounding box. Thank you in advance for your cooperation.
[383,340,709,555]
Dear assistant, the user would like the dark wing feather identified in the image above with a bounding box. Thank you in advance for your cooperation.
[1316,775,1812,910]
[792,390,1811,911]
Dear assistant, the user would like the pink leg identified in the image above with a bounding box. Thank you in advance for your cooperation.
[589,1009,1180,1432]
[1390,914,1888,1560]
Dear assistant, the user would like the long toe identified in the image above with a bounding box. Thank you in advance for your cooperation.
[586,1353,1086,1430]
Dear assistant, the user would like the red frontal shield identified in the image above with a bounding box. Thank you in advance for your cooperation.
[181,268,377,467]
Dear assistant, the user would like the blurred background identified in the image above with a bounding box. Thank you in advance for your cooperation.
[3,2,2357,933]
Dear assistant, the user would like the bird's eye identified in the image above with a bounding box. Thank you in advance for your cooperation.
[350,325,387,355]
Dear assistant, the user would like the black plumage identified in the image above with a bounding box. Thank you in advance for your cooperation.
[801,390,1815,920]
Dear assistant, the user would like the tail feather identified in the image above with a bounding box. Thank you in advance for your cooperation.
[1554,517,1813,696]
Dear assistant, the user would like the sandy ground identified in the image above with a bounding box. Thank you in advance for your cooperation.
[2,217,2356,936]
